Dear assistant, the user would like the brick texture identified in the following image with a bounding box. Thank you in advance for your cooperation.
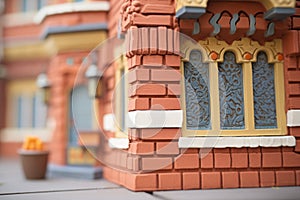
[201,172,221,189]
[214,149,231,168]
[142,55,163,66]
[128,68,150,83]
[276,171,296,186]
[151,98,181,110]
[128,142,154,155]
[151,69,181,82]
[283,152,300,167]
[248,148,261,168]
[165,55,181,66]
[174,154,199,169]
[129,98,150,110]
[296,170,300,186]
[130,83,166,96]
[231,148,248,168]
[139,128,181,140]
[240,171,259,188]
[156,142,180,155]
[222,172,239,189]
[141,157,172,171]
[183,172,200,190]
[200,151,213,169]
[260,171,275,187]
[167,84,181,96]
[158,173,182,190]
[262,152,282,168]
[129,173,157,191]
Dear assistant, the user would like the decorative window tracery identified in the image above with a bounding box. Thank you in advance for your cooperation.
[252,52,277,129]
[184,50,210,130]
[182,38,286,136]
[218,52,245,130]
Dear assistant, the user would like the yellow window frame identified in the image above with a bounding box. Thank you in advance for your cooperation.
[114,55,128,138]
[181,38,286,136]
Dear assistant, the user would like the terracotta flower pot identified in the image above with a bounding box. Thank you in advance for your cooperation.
[18,149,49,179]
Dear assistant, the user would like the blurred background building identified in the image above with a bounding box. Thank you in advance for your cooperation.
[0,0,111,167]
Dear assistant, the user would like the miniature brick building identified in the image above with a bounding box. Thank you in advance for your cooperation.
[100,0,300,191]
[1,0,300,191]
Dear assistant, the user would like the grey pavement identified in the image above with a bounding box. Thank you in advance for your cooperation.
[0,158,299,200]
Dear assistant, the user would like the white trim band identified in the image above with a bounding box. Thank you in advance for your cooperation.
[0,128,52,142]
[178,136,296,148]
[108,138,129,149]
[34,2,110,23]
[128,110,183,128]
[103,113,115,132]
[4,12,36,27]
[287,110,300,127]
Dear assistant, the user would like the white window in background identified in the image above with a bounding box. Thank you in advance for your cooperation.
[71,85,93,131]
[15,91,47,128]
[16,94,33,128]
[32,91,47,128]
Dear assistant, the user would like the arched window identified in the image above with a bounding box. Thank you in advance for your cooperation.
[218,51,245,129]
[184,50,210,130]
[182,43,285,136]
[252,52,277,129]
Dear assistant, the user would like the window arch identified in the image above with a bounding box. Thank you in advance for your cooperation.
[218,51,245,130]
[252,51,277,129]
[184,50,210,130]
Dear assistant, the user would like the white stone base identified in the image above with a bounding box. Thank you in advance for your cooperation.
[179,136,296,148]
[287,110,300,127]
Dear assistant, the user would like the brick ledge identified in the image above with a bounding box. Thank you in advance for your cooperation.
[34,2,110,23]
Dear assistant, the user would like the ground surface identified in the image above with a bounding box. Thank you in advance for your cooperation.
[0,158,299,200]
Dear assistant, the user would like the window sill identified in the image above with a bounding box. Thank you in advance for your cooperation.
[178,136,296,148]
[0,128,52,142]
[108,138,129,149]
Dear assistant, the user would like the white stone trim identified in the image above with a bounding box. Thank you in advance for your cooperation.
[3,12,36,27]
[178,136,296,148]
[108,138,129,149]
[128,110,183,128]
[103,113,115,132]
[287,110,300,127]
[34,2,110,23]
[0,128,52,142]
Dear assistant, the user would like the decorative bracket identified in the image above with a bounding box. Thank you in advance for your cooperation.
[176,0,207,19]
[176,0,296,21]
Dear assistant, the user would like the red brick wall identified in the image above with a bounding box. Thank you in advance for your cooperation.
[103,146,300,190]
[102,0,300,191]
[4,0,18,14]
[108,0,122,37]
[5,59,48,79]
[283,1,300,152]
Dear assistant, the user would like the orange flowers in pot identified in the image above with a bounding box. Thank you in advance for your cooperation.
[22,136,44,151]
[19,136,49,179]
